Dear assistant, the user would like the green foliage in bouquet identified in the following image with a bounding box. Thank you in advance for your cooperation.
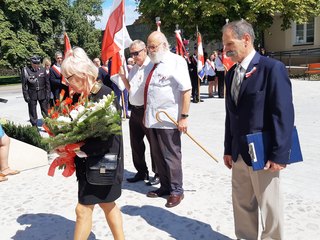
[42,92,122,150]
[2,121,49,151]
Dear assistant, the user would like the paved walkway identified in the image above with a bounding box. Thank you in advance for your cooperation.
[0,80,319,239]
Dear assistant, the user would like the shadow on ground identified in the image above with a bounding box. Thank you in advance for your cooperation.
[12,213,96,240]
[122,205,231,240]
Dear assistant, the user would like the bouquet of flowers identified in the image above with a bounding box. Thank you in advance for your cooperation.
[43,90,121,177]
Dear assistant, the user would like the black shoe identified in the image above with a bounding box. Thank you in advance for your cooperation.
[146,174,160,186]
[147,188,170,198]
[127,172,149,183]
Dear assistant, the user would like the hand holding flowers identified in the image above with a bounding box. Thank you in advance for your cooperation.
[43,91,121,177]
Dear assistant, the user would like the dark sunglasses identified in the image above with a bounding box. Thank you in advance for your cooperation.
[130,48,144,57]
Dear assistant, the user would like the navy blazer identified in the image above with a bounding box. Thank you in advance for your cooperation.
[224,52,295,166]
[49,64,69,100]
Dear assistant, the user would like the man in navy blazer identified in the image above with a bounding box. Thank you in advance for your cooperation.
[50,51,69,101]
[223,20,294,240]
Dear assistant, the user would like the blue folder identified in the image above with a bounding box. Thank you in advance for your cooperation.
[246,126,303,171]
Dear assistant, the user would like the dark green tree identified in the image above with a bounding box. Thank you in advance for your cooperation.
[136,0,320,44]
[0,0,69,69]
[0,0,103,70]
[65,0,103,59]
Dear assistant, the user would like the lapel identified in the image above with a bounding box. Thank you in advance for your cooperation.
[237,53,260,102]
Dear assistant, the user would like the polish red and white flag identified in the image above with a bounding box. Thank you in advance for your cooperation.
[101,0,132,91]
[197,31,204,73]
[175,29,190,62]
[61,32,72,86]
[222,51,235,71]
[197,31,205,79]
[64,32,71,57]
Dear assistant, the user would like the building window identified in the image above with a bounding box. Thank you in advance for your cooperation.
[293,18,314,45]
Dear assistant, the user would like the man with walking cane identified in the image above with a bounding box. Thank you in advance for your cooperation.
[144,31,191,208]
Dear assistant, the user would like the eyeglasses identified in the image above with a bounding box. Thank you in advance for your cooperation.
[147,43,162,51]
[130,48,144,57]
[65,74,75,84]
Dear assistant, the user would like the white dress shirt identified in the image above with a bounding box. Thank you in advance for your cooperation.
[144,51,192,129]
[204,59,216,76]
[128,56,153,106]
[238,49,256,72]
[215,55,225,71]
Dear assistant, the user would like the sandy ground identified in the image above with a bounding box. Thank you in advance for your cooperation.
[0,80,319,240]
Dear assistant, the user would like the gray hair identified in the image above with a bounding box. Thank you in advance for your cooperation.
[130,40,146,49]
[222,20,255,43]
[55,51,63,58]
[61,47,98,80]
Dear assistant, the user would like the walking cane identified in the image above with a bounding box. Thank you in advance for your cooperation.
[156,110,218,163]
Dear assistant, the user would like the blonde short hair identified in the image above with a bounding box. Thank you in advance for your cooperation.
[42,57,51,67]
[61,47,98,80]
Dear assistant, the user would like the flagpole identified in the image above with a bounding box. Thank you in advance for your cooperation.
[156,17,161,31]
[120,1,127,120]
[196,26,201,103]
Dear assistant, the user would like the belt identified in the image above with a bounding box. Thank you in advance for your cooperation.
[131,105,144,109]
[29,87,45,90]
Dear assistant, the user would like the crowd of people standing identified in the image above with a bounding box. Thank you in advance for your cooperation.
[7,19,295,240]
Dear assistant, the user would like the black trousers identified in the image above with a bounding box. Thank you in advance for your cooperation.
[216,71,225,98]
[129,106,158,175]
[191,77,199,101]
[28,98,48,126]
[148,128,183,195]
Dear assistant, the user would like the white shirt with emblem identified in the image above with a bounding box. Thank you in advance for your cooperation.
[144,51,192,129]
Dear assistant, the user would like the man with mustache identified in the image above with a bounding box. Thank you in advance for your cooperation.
[223,20,294,239]
[144,31,192,208]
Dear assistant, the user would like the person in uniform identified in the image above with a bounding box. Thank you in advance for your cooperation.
[21,55,50,126]
[50,51,69,101]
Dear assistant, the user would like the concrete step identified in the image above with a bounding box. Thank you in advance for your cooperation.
[8,137,48,171]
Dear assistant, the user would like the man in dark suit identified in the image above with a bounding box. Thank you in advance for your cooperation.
[188,49,199,103]
[50,51,69,101]
[222,20,294,240]
[98,59,113,90]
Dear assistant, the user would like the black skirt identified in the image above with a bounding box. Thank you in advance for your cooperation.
[78,179,121,205]
[75,157,122,205]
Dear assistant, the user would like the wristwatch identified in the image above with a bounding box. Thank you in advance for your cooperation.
[181,113,189,118]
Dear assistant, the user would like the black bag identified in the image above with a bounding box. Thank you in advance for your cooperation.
[86,153,118,185]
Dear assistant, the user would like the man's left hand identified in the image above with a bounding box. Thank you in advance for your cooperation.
[178,118,188,133]
[264,160,286,172]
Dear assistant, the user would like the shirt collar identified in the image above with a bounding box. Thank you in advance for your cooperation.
[141,56,150,68]
[239,49,256,71]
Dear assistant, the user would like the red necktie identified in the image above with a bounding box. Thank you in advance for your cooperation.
[143,63,158,109]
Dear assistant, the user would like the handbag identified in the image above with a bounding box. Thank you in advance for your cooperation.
[86,153,118,185]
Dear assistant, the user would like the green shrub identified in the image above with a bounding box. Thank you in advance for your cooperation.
[2,121,49,152]
[0,75,21,85]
